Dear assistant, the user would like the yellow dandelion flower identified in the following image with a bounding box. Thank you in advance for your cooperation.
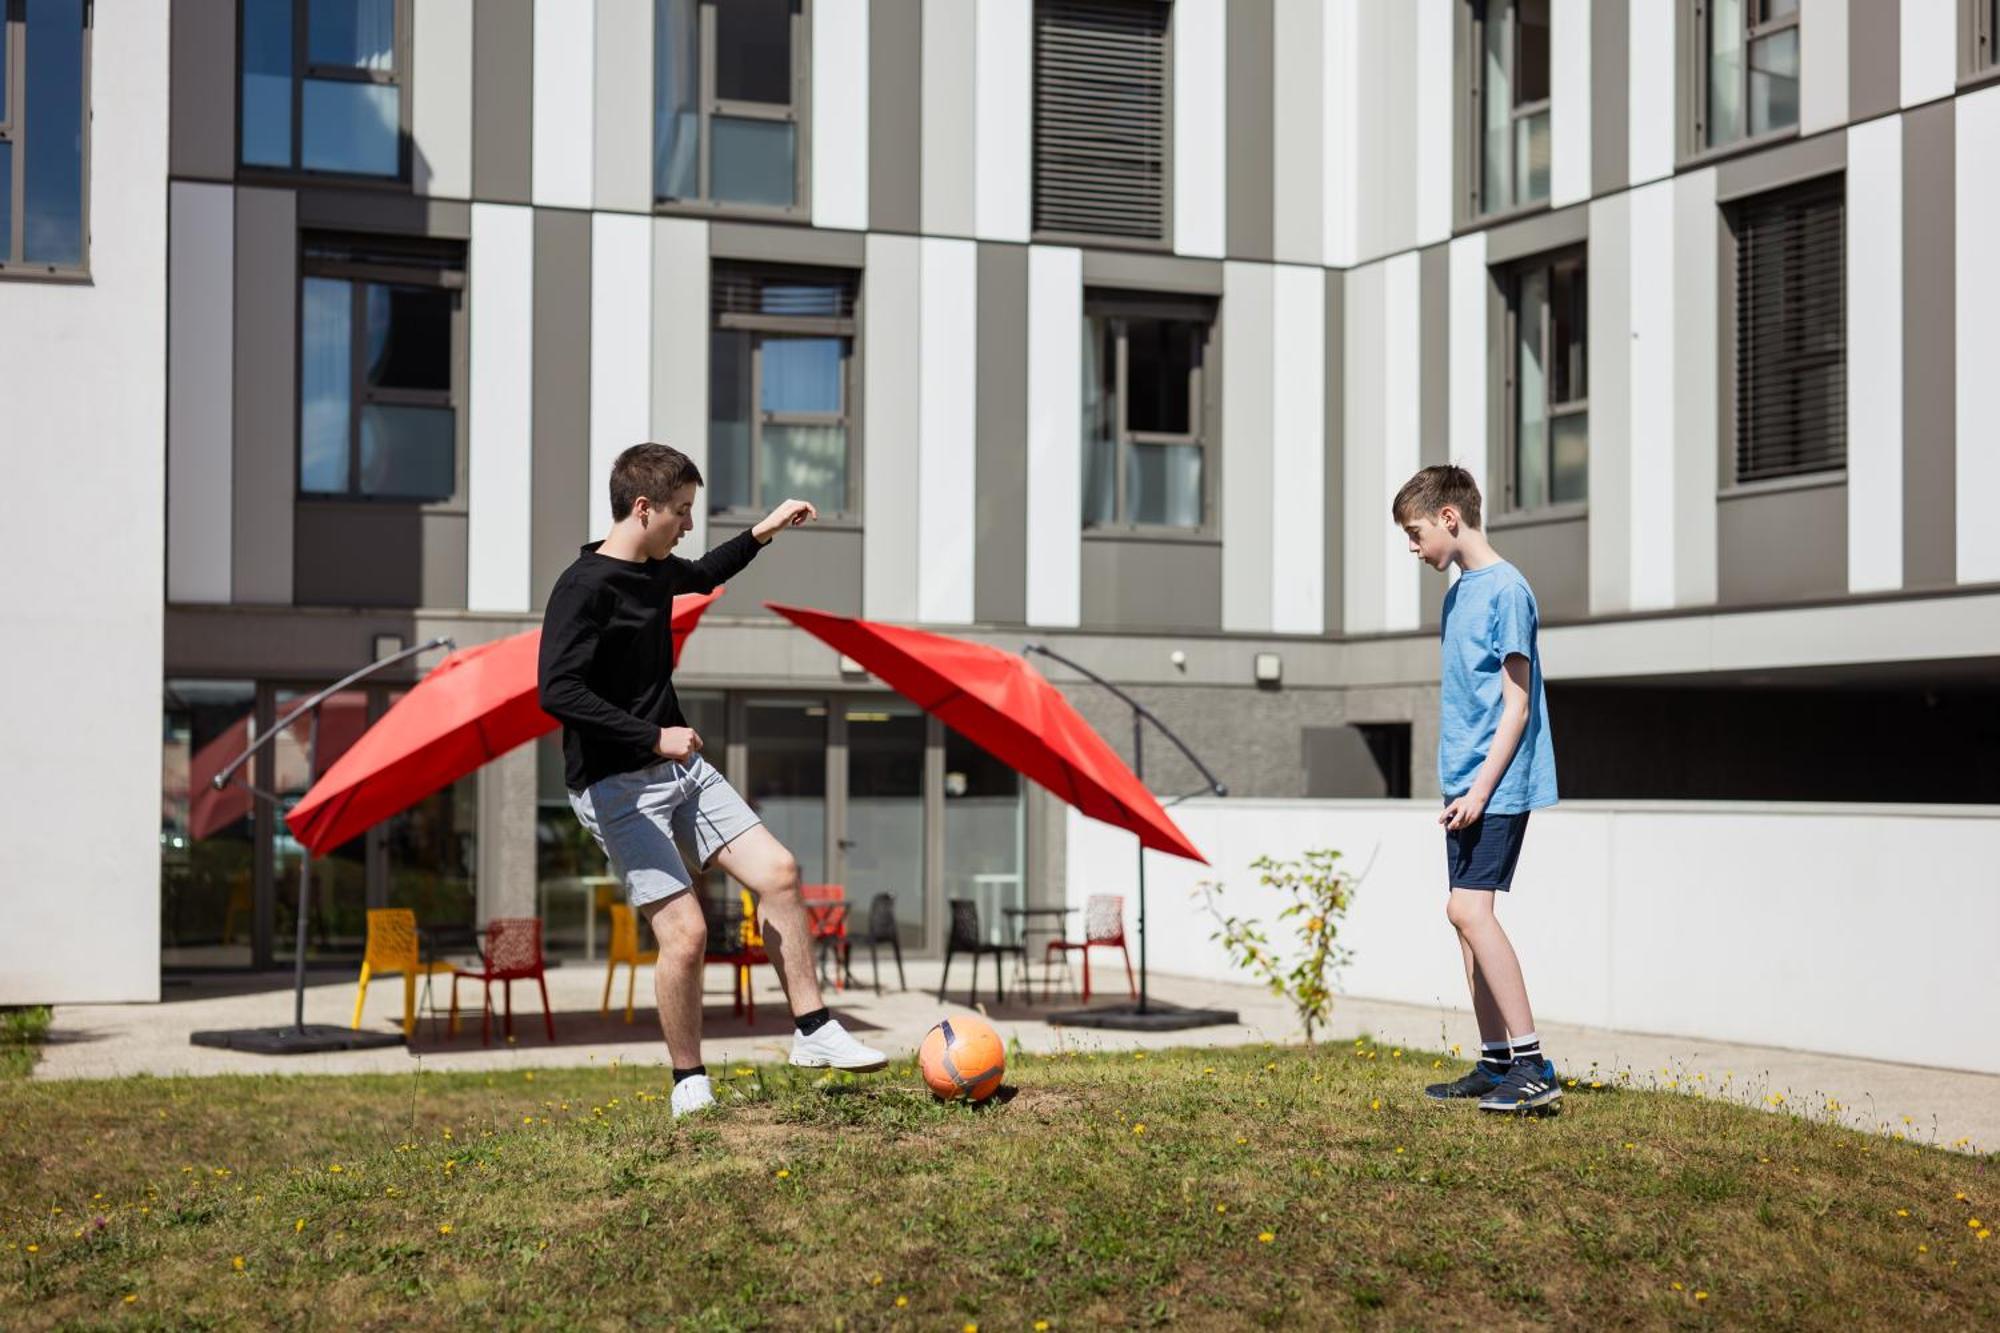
[1978,1230,1991,1241]
[1671,1282,1683,1291]
[1369,1098,1381,1111]
[1392,1049,1402,1059]
[438,1223,454,1236]
[1236,1137,1248,1145]
[1971,1218,1984,1230]
[124,1294,137,1304]
[25,1244,39,1254]
[524,1071,534,1081]
[1394,1147,1405,1155]
[964,1323,978,1333]
[523,1116,534,1125]
[870,1273,883,1287]
[231,1255,245,1271]
[1695,1291,1709,1302]
[1035,1322,1050,1332]
[1955,1191,1969,1201]
[1132,1124,1145,1135]
[895,1295,909,1308]
[294,1218,305,1234]
[776,1169,791,1179]
[1258,1231,1275,1244]
[1623,1142,1636,1150]
[1896,1209,1909,1218]
[1919,1244,1929,1253]
[327,1163,344,1174]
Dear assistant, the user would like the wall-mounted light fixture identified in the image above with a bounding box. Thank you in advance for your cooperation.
[1253,652,1282,686]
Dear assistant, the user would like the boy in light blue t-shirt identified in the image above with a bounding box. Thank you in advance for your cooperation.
[1393,465,1562,1114]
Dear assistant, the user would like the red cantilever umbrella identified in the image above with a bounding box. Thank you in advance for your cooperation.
[767,602,1205,864]
[285,589,726,856]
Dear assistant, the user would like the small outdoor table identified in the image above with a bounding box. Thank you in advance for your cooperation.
[1002,905,1080,1001]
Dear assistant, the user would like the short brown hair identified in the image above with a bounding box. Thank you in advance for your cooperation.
[609,443,703,521]
[1392,464,1483,530]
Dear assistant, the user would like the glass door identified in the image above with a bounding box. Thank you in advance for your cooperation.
[943,728,1025,946]
[741,699,829,883]
[841,701,928,942]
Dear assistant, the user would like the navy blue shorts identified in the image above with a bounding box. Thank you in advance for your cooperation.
[1444,805,1531,891]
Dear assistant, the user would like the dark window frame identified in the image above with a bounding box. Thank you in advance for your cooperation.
[295,232,469,509]
[1032,0,1173,250]
[0,0,93,279]
[1081,290,1218,537]
[653,0,813,221]
[707,262,860,521]
[1963,0,2000,86]
[1688,0,1801,158]
[1465,0,1551,221]
[236,0,414,185]
[1499,246,1588,516]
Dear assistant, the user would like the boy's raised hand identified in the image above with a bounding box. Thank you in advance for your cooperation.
[751,498,818,543]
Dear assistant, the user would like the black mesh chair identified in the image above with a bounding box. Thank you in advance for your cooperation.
[865,893,906,994]
[938,898,1024,1005]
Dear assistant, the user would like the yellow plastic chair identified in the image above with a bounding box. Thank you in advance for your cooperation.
[351,909,457,1038]
[602,903,660,1023]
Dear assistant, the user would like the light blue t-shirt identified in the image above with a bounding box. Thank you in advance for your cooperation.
[1438,561,1558,814]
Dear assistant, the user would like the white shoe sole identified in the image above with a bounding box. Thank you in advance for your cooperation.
[788,1050,888,1073]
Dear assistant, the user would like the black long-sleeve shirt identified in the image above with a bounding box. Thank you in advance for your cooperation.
[537,529,763,792]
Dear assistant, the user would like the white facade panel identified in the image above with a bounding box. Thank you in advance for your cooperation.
[974,0,1032,243]
[1026,246,1084,626]
[588,213,653,539]
[649,218,711,551]
[1321,0,1358,267]
[1380,251,1423,631]
[864,234,923,621]
[1270,265,1327,635]
[812,0,871,231]
[411,0,473,198]
[1413,0,1454,245]
[1173,0,1228,258]
[1627,0,1676,185]
[1222,263,1277,633]
[593,0,655,213]
[467,204,536,613]
[167,182,234,604]
[921,0,977,238]
[1671,168,1719,607]
[917,238,979,624]
[1447,231,1489,494]
[1957,87,2000,585]
[1342,261,1387,633]
[532,1,596,209]
[1272,0,1325,264]
[1798,0,1849,136]
[1626,179,1677,610]
[1847,118,1905,594]
[1550,0,1592,207]
[1900,0,1958,109]
[1588,193,1632,614]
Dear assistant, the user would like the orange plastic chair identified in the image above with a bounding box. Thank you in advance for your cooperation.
[351,909,456,1038]
[1044,894,1136,1002]
[602,902,659,1024]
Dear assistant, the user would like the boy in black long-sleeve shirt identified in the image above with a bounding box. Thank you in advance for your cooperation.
[538,444,885,1116]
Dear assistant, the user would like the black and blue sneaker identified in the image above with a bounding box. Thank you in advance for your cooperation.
[1424,1063,1504,1102]
[1478,1057,1563,1114]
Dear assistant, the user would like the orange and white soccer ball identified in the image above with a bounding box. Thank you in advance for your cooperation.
[917,1014,1006,1102]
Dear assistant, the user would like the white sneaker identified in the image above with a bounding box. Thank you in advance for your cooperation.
[788,1018,888,1073]
[670,1073,717,1118]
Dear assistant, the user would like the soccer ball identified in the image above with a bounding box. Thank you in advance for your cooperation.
[917,1014,1006,1102]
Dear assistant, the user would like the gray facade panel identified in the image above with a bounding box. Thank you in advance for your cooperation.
[232,188,296,605]
[710,221,867,267]
[1081,248,1225,295]
[1714,129,1847,203]
[869,0,923,235]
[295,191,472,239]
[472,0,535,205]
[1483,201,1590,266]
[1419,244,1450,631]
[1848,0,1902,122]
[1903,100,1956,589]
[1324,268,1344,641]
[975,243,1029,625]
[708,523,864,616]
[293,507,467,608]
[1590,0,1629,195]
[1717,481,1849,605]
[1225,0,1275,262]
[171,0,236,182]
[1080,538,1223,632]
[1488,513,1590,623]
[532,209,592,612]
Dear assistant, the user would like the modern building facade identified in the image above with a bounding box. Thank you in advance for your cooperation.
[4,0,1998,1003]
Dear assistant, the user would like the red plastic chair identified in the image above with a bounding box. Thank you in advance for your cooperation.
[1044,894,1135,1002]
[800,883,852,991]
[451,918,556,1047]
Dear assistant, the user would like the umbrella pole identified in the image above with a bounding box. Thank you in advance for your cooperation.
[291,709,319,1033]
[1133,711,1148,1016]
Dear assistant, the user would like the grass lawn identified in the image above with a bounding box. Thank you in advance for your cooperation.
[1,1040,1993,1329]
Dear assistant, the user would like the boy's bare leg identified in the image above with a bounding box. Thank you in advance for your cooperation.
[1445,888,1535,1037]
[642,890,710,1068]
[1456,931,1511,1046]
[709,824,825,1017]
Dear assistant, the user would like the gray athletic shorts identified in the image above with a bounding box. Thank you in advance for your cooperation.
[567,754,762,909]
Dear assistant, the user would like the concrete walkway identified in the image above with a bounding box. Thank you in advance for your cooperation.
[30,959,1998,1154]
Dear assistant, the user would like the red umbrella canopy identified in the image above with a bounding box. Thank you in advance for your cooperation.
[767,602,1206,864]
[284,589,725,856]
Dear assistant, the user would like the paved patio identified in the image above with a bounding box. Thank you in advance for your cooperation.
[30,957,2000,1153]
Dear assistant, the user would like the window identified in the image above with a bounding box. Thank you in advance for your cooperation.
[708,264,857,517]
[1966,0,2000,81]
[1468,0,1550,216]
[1698,0,1799,149]
[0,0,89,274]
[299,235,465,504]
[1082,295,1214,531]
[1731,176,1843,484]
[1502,251,1587,511]
[654,0,807,212]
[1033,0,1169,242]
[240,0,406,178]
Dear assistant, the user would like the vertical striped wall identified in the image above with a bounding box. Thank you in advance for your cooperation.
[1957,87,2000,586]
[1174,0,1227,258]
[531,1,595,210]
[1627,0,1675,186]
[467,203,535,613]
[649,218,709,551]
[1550,0,1591,207]
[1587,191,1632,615]
[588,213,652,538]
[1413,0,1453,246]
[1320,0,1357,267]
[1269,265,1328,634]
[594,0,654,214]
[1025,246,1083,627]
[167,182,234,604]
[1799,0,1850,136]
[863,234,922,620]
[1901,0,1958,109]
[1341,253,1422,634]
[813,0,870,231]
[1272,0,1324,266]
[920,0,976,238]
[917,238,979,623]
[411,0,473,199]
[1221,263,1275,632]
[1624,179,1678,611]
[973,0,1031,243]
[1848,117,1904,594]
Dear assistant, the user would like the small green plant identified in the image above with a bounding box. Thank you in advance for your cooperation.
[1,1004,52,1080]
[1196,850,1358,1046]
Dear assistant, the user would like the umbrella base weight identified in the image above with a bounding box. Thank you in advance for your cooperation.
[1047,1002,1239,1033]
[190,1025,405,1055]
